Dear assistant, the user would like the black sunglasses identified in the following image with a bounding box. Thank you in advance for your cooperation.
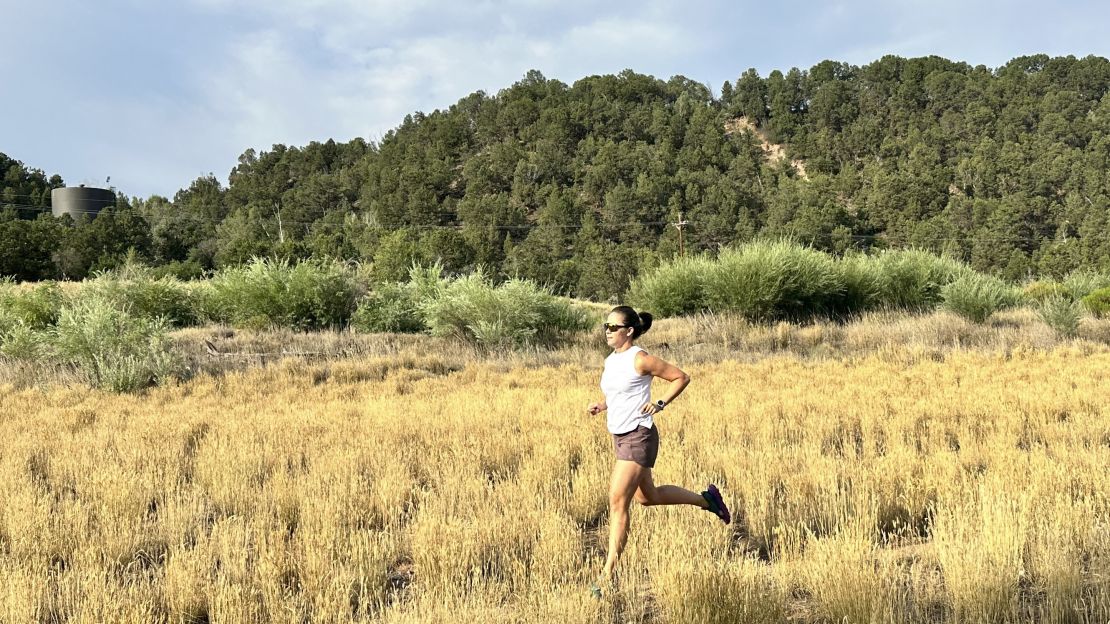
[602,323,630,332]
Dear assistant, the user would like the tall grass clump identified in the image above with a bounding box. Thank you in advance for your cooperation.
[650,557,786,624]
[81,272,203,327]
[932,493,1028,623]
[1037,296,1083,338]
[1081,287,1110,318]
[0,279,63,329]
[1022,280,1067,304]
[630,242,986,322]
[865,249,972,311]
[0,320,51,361]
[0,283,10,341]
[419,269,591,349]
[941,273,1022,323]
[407,262,450,309]
[0,281,63,364]
[52,294,180,392]
[632,240,846,321]
[350,281,426,333]
[837,253,885,314]
[626,254,713,317]
[1061,270,1110,300]
[206,258,361,330]
[150,259,207,280]
[706,241,845,321]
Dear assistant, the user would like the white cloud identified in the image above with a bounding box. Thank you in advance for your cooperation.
[188,3,702,162]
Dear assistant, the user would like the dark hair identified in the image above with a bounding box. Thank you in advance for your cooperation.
[610,306,653,339]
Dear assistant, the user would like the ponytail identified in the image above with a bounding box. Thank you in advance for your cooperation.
[611,306,653,339]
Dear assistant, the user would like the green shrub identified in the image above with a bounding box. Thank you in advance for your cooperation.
[408,262,450,304]
[0,322,52,361]
[631,240,847,321]
[1037,296,1082,339]
[0,285,56,364]
[866,249,972,311]
[283,260,363,329]
[837,254,885,315]
[1081,287,1110,318]
[419,271,591,349]
[627,254,712,317]
[52,294,180,392]
[151,260,207,281]
[351,282,426,333]
[1022,280,1067,303]
[207,258,361,330]
[126,278,203,327]
[941,274,1022,323]
[81,275,202,327]
[702,241,845,321]
[0,306,12,342]
[0,281,63,329]
[1062,270,1110,300]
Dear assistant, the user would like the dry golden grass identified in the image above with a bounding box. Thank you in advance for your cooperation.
[2,312,1110,622]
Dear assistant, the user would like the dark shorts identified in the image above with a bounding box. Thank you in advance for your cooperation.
[612,424,659,468]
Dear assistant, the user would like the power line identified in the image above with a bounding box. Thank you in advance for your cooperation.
[0,204,675,231]
[1,203,105,214]
[0,202,1092,243]
[1,193,110,202]
[0,193,56,200]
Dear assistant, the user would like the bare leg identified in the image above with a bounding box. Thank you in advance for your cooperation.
[634,469,711,508]
[601,460,647,581]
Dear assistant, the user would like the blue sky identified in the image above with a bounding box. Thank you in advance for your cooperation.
[2,0,1107,199]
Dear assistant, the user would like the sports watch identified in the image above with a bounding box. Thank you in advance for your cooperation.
[655,399,667,410]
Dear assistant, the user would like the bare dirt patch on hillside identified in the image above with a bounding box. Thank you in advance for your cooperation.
[724,116,809,179]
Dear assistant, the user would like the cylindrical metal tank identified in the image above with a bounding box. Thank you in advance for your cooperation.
[51,185,115,220]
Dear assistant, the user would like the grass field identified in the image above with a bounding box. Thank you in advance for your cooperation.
[2,312,1110,623]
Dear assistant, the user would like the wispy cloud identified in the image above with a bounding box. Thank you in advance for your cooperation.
[191,3,699,154]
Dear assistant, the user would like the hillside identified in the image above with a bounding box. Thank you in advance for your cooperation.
[3,54,1110,298]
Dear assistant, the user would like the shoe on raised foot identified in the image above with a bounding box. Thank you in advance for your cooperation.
[701,483,731,525]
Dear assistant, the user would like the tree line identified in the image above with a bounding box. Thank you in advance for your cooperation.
[3,53,1110,299]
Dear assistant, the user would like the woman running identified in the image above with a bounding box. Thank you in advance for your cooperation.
[587,306,730,595]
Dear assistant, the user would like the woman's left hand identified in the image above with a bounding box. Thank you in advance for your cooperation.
[640,401,661,416]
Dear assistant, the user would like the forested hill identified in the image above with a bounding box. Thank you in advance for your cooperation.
[3,54,1110,299]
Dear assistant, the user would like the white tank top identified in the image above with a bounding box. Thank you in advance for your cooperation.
[600,346,654,434]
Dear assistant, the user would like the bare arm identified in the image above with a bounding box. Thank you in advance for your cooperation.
[635,351,690,413]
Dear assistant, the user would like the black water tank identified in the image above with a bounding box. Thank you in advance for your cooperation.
[51,186,115,220]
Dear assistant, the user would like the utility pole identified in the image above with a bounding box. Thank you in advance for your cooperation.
[673,211,689,257]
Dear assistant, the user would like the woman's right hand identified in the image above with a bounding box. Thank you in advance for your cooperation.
[587,402,604,416]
